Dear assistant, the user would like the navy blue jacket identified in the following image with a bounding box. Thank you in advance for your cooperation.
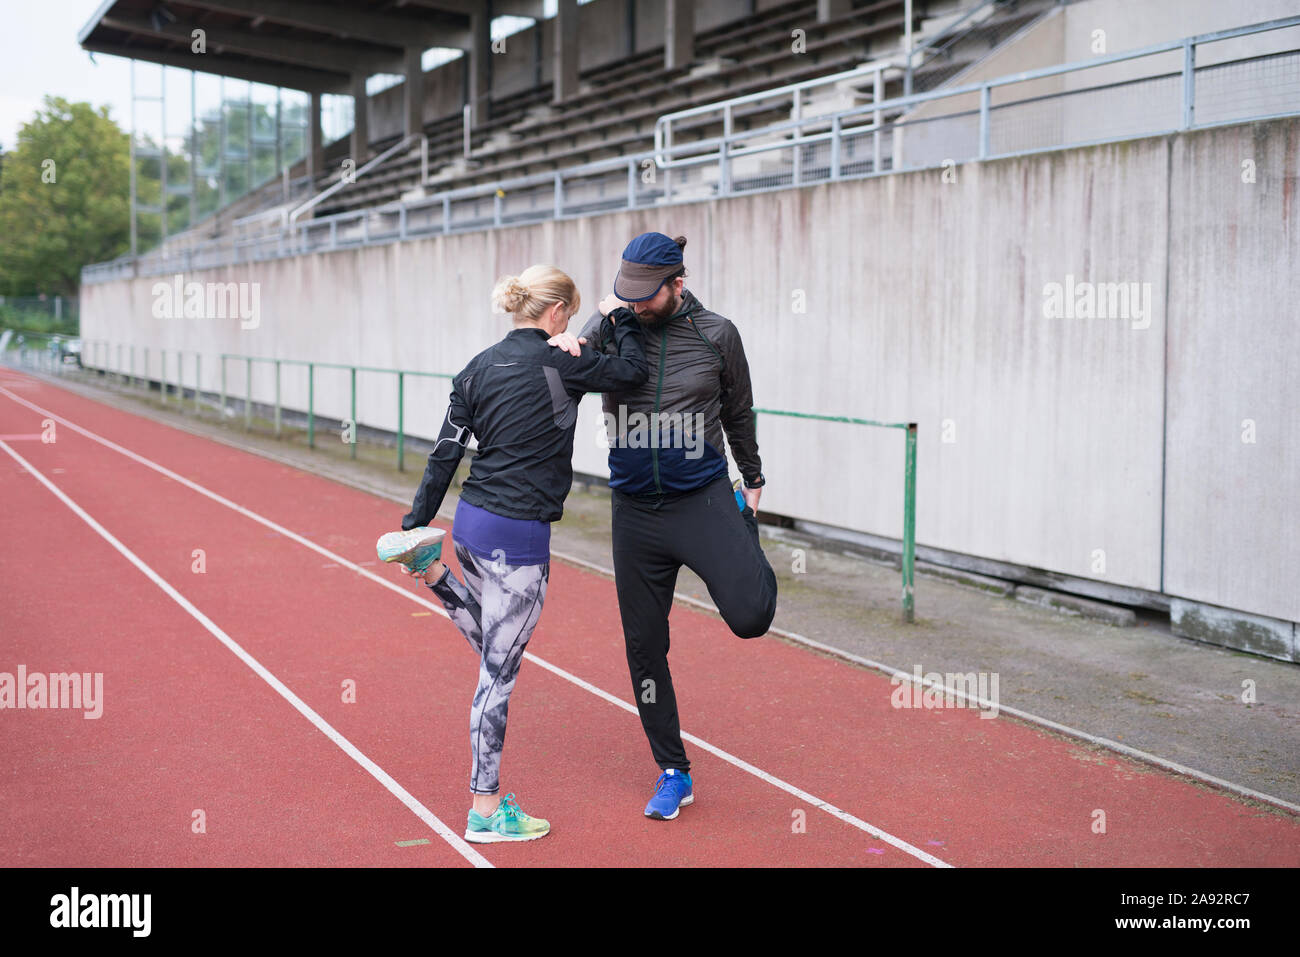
[579,289,763,496]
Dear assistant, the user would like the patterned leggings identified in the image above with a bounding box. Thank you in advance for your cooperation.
[427,542,549,796]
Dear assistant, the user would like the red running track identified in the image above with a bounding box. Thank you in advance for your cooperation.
[1,369,1297,868]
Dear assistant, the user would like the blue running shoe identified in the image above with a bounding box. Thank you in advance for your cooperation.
[644,769,693,820]
[376,527,445,576]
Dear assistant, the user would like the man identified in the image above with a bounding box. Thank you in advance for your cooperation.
[549,231,778,820]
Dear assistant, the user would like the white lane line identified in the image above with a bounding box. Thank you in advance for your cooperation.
[521,653,950,864]
[544,524,1300,818]
[0,380,953,867]
[0,436,491,869]
[18,372,1300,822]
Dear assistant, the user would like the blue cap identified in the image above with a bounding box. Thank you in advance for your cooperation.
[614,232,684,302]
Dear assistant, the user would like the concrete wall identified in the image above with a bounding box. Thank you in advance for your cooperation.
[1162,119,1300,624]
[80,116,1300,625]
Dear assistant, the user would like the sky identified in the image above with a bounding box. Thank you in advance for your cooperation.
[0,2,135,151]
[0,0,573,151]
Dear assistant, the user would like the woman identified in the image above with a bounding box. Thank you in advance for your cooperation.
[376,264,647,843]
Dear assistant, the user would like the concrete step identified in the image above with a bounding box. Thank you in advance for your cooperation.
[1014,586,1138,627]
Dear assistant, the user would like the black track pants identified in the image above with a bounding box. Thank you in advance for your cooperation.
[611,474,778,772]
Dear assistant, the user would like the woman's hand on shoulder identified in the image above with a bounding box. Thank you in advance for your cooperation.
[546,332,587,357]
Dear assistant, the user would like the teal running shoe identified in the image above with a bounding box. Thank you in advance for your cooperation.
[644,769,693,820]
[464,793,551,843]
[376,527,445,576]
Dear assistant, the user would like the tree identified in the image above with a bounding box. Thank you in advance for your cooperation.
[0,97,130,298]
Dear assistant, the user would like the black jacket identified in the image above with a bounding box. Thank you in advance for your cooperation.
[402,315,648,528]
[579,288,763,496]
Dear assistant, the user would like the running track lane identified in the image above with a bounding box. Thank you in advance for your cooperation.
[0,374,922,867]
[0,431,476,867]
[3,370,1299,866]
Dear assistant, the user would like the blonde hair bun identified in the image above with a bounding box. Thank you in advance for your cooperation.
[491,275,531,315]
[491,265,581,322]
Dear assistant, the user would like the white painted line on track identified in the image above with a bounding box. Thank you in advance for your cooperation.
[17,370,1300,820]
[0,435,491,869]
[0,379,954,867]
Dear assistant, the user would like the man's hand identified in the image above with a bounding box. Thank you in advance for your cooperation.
[743,485,762,514]
[546,332,587,357]
[599,293,627,317]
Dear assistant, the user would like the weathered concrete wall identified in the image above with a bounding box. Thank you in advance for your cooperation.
[80,117,1300,625]
[1162,120,1300,624]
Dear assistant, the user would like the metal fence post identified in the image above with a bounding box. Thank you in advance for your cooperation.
[161,349,168,403]
[195,354,202,413]
[902,423,918,623]
[349,366,357,460]
[308,362,315,449]
[397,371,405,472]
[979,84,991,159]
[627,158,637,209]
[791,89,802,187]
[220,355,227,417]
[1182,38,1196,129]
[554,172,564,220]
[873,65,884,173]
[130,344,135,388]
[143,347,149,393]
[274,359,282,437]
[245,357,252,430]
[831,115,842,180]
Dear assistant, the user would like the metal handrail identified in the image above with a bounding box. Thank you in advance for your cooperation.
[754,407,918,620]
[289,132,429,227]
[650,0,1008,165]
[214,352,453,470]
[654,59,901,168]
[903,0,1006,95]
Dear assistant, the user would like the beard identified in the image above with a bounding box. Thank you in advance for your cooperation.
[635,289,681,329]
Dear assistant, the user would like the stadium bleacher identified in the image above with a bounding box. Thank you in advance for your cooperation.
[309,0,1052,219]
[74,0,1085,269]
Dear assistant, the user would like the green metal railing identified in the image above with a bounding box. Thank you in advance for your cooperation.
[216,355,454,471]
[753,408,918,623]
[40,340,920,621]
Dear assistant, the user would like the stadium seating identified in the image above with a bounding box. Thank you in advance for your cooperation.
[307,0,1049,219]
